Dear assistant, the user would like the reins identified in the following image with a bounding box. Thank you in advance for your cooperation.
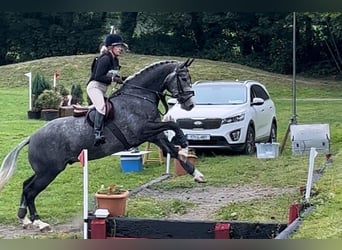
[118,84,170,116]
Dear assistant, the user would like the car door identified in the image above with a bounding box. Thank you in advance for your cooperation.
[250,84,274,139]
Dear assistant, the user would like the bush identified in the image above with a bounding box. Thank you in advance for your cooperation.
[35,89,62,110]
[70,83,83,105]
[31,72,51,111]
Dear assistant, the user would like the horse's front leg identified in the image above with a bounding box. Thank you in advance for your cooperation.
[150,136,206,183]
[142,121,188,148]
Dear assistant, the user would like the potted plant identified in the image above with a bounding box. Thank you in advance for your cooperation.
[35,89,62,121]
[95,184,129,217]
[58,84,75,117]
[27,72,51,119]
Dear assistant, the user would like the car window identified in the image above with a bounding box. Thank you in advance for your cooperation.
[194,84,247,105]
[251,85,270,100]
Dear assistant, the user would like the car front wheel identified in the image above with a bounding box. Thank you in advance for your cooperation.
[243,125,255,155]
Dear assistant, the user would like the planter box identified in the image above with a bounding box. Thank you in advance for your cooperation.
[41,109,59,121]
[27,110,41,119]
[59,106,74,117]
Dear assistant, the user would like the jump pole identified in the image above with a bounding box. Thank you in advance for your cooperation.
[305,147,318,201]
[165,130,174,174]
[78,149,89,239]
[24,72,32,110]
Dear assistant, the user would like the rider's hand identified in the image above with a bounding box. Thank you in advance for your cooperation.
[112,76,124,84]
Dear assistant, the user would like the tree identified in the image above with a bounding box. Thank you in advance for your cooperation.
[120,12,138,45]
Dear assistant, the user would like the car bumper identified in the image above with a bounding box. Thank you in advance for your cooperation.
[181,123,247,151]
[187,136,245,151]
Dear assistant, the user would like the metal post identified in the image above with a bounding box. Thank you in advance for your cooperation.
[292,12,297,125]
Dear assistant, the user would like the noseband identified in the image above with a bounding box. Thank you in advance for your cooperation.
[172,69,194,104]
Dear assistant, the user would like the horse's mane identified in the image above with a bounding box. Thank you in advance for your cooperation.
[124,60,179,83]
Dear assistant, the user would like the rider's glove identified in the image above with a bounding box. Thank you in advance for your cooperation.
[112,76,124,84]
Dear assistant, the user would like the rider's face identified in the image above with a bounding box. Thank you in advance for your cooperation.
[112,45,123,56]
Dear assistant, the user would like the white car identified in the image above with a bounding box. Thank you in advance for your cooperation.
[164,80,277,154]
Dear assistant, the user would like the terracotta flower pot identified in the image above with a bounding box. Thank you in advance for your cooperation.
[174,154,198,176]
[95,190,129,217]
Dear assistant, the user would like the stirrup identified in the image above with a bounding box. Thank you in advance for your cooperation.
[94,137,106,146]
[94,132,106,146]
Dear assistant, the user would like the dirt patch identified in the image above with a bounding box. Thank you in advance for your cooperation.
[0,184,295,239]
[135,184,296,221]
[0,216,84,239]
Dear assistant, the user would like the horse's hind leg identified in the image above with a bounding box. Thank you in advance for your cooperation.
[18,175,36,228]
[21,169,62,231]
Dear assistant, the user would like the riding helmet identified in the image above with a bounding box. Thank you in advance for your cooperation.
[104,34,128,48]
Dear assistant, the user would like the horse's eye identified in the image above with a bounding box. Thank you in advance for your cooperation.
[181,78,188,81]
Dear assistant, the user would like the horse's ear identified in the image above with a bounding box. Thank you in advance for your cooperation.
[179,59,189,69]
[178,58,194,69]
[187,58,194,67]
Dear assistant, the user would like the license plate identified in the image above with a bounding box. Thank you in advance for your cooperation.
[186,134,210,140]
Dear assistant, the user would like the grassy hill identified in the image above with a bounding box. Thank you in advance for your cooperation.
[0,53,342,239]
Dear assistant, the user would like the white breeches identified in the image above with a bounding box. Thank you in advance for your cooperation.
[86,80,108,115]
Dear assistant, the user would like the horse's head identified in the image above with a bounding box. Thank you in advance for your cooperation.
[164,58,195,111]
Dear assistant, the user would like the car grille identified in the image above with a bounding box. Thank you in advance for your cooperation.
[176,118,222,129]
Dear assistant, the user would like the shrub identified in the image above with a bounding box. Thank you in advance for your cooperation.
[70,83,83,105]
[31,73,51,111]
[35,89,62,110]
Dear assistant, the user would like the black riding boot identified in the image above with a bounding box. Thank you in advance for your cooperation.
[94,111,106,146]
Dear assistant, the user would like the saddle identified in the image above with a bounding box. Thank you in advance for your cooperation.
[73,98,114,127]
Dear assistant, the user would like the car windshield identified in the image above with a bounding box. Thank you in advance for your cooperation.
[194,84,247,105]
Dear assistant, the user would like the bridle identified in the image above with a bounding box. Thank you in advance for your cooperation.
[170,66,195,104]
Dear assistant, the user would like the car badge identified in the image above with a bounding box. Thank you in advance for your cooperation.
[194,121,203,126]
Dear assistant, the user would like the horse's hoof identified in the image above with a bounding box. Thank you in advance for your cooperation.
[194,176,207,183]
[33,219,51,232]
[21,216,33,229]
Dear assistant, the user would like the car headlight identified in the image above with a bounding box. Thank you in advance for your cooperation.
[222,113,245,124]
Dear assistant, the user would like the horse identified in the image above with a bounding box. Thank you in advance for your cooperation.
[0,58,206,231]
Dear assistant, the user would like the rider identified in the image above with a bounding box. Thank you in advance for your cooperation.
[86,34,128,146]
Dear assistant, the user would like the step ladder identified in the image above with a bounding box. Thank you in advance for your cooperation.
[143,142,164,165]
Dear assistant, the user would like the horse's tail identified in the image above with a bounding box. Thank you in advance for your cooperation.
[0,136,30,191]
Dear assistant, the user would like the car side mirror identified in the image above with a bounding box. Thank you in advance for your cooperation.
[251,97,264,106]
